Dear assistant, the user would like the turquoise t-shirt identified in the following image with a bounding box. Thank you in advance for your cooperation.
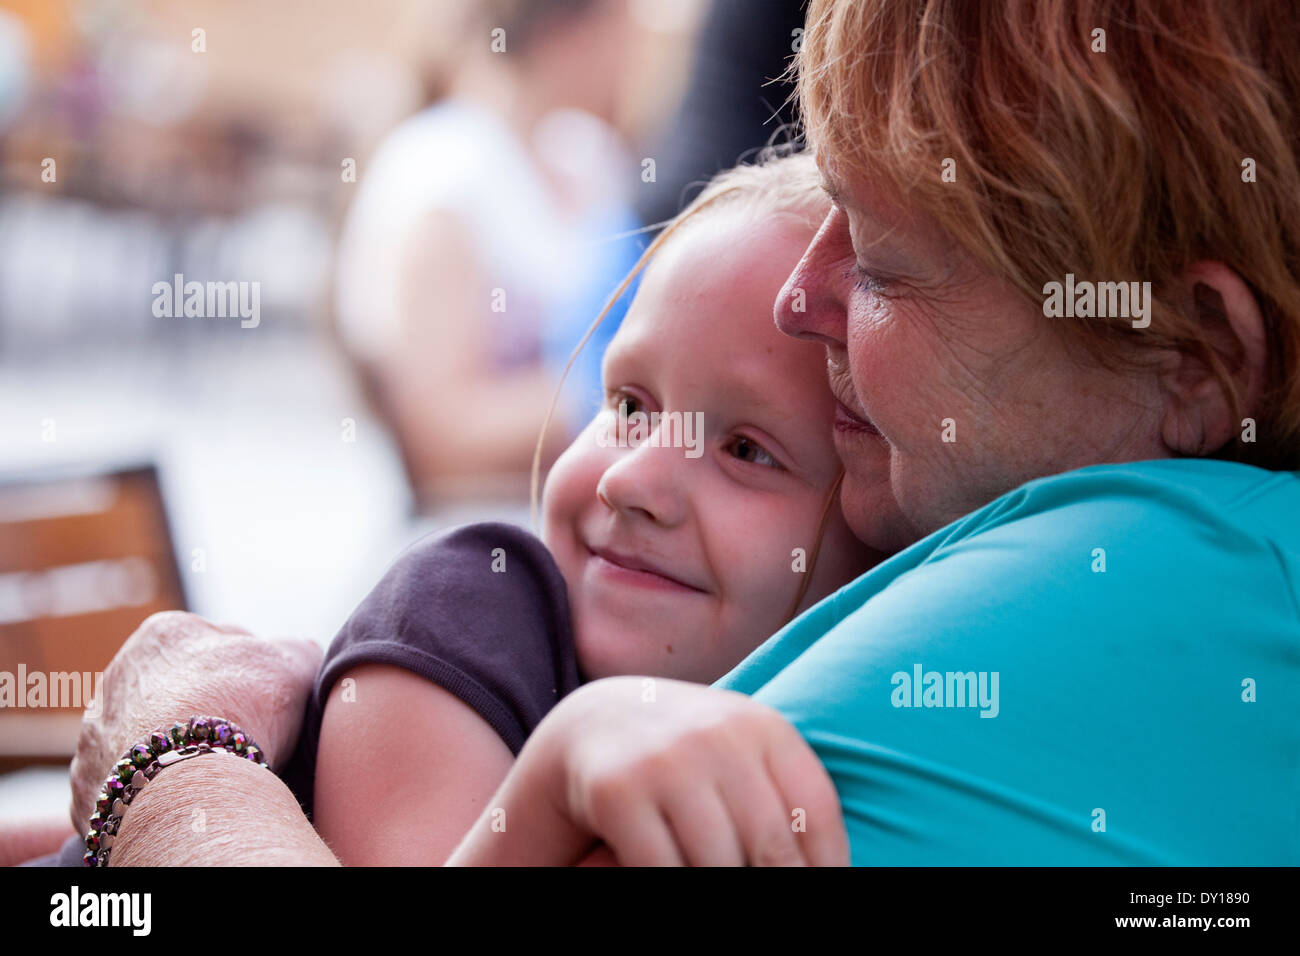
[716,459,1300,865]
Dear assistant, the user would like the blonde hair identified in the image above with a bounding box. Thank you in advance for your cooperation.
[796,0,1300,469]
[531,148,842,621]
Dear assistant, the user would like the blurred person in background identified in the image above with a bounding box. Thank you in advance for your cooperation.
[334,0,644,509]
[635,0,805,227]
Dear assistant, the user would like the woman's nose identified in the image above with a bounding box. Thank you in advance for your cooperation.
[596,433,689,528]
[775,206,850,349]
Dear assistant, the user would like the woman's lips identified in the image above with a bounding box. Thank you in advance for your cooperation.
[834,400,882,437]
[586,546,707,594]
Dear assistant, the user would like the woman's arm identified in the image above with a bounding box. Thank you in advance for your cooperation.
[111,751,339,866]
[375,210,568,488]
[312,664,515,865]
[71,612,327,866]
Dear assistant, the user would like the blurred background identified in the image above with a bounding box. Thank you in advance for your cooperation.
[0,0,806,859]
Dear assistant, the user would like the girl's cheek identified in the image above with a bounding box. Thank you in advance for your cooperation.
[542,429,615,532]
[706,496,789,618]
[755,506,828,628]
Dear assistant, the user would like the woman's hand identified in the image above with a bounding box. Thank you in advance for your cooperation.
[69,611,320,831]
[447,676,849,866]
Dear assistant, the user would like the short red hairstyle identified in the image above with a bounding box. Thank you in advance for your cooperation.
[797,0,1300,468]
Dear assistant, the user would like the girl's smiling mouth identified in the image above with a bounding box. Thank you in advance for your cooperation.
[586,545,709,594]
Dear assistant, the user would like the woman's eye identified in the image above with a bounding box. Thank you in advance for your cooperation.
[848,263,888,295]
[726,435,781,469]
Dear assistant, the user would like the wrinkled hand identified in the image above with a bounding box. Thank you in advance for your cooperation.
[69,611,320,830]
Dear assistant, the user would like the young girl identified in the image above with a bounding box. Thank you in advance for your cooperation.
[282,150,882,864]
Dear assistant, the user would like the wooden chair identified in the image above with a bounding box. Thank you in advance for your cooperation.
[0,464,187,770]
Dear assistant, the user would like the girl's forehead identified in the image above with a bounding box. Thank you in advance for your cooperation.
[605,218,832,413]
[610,223,802,362]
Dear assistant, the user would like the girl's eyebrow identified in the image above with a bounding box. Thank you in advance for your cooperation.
[718,374,820,483]
[606,340,818,481]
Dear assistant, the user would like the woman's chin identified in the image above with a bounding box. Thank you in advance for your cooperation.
[840,469,916,555]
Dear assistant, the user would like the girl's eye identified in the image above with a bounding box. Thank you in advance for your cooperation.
[609,391,640,417]
[725,435,782,469]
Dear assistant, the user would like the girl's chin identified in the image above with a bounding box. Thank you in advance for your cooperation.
[571,634,664,682]
[571,607,703,677]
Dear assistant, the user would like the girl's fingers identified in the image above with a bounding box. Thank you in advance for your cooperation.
[661,784,747,866]
[576,844,619,866]
[595,795,686,866]
[715,745,809,866]
[764,726,850,867]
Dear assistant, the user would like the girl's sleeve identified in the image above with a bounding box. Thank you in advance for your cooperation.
[280,522,581,815]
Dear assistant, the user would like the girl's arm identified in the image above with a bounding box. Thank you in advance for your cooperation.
[447,677,849,867]
[312,663,515,866]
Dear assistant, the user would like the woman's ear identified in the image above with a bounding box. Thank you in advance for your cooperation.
[1158,261,1268,457]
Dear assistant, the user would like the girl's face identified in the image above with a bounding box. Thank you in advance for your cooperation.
[542,208,881,683]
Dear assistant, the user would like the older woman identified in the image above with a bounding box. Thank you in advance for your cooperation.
[71,0,1298,866]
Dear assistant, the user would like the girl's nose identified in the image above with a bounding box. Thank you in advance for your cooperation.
[775,205,851,350]
[596,430,690,528]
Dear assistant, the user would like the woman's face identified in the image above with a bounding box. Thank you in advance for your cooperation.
[542,209,877,683]
[777,158,1171,553]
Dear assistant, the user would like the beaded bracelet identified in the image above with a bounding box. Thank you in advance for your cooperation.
[83,715,271,867]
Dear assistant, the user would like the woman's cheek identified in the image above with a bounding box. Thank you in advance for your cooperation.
[846,300,929,439]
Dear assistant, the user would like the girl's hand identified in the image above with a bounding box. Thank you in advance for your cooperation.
[447,676,849,866]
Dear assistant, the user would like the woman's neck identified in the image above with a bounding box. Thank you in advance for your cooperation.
[447,55,585,215]
[450,55,550,147]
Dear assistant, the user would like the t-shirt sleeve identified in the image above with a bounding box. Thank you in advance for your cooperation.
[322,521,579,752]
[280,522,580,815]
[726,475,1300,865]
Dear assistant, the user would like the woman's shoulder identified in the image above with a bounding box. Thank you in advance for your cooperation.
[367,101,512,174]
[342,101,531,229]
[942,458,1298,553]
[772,458,1300,647]
[739,459,1300,866]
[789,457,1300,650]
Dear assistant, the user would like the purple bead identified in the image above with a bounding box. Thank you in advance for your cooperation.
[211,722,232,746]
[105,778,124,798]
[87,812,104,833]
[95,792,112,815]
[190,718,211,741]
[244,744,262,763]
[169,722,187,747]
[130,743,152,768]
[83,851,97,867]
[230,731,248,753]
[149,731,172,755]
[85,832,101,852]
